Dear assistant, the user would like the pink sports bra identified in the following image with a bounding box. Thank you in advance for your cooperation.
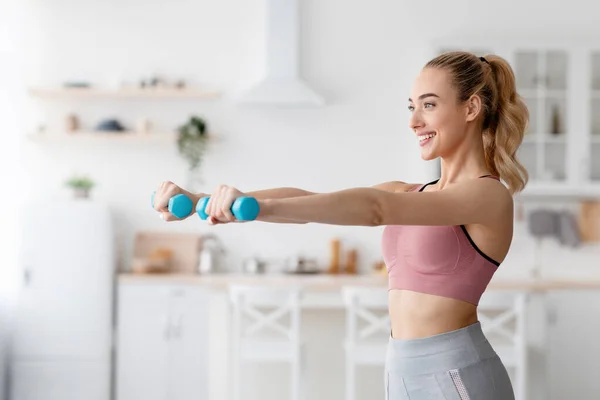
[382,175,501,305]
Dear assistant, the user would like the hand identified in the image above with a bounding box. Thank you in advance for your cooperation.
[204,184,246,225]
[153,181,205,222]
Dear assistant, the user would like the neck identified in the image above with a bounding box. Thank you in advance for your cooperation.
[437,128,491,189]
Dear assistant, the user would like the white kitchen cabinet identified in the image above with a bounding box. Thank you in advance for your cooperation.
[543,291,600,400]
[115,283,210,400]
[433,39,600,198]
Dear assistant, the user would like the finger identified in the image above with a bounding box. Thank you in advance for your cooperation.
[154,181,175,212]
[154,190,169,212]
[205,186,221,218]
[214,185,229,221]
[221,187,236,221]
[159,211,178,222]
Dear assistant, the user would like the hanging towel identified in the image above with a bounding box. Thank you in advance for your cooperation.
[557,210,581,247]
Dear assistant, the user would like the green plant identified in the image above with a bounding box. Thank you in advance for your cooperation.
[177,115,210,171]
[65,175,95,190]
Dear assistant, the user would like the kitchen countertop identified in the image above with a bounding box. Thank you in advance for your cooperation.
[117,272,600,291]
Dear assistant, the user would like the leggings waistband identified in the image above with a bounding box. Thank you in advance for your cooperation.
[386,321,497,376]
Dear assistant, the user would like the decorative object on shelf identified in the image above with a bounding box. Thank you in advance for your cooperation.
[177,115,210,172]
[197,234,226,274]
[63,81,91,88]
[96,118,126,132]
[578,201,600,242]
[138,75,187,91]
[65,174,95,199]
[131,231,202,275]
[140,75,167,89]
[242,257,267,274]
[286,255,320,274]
[344,249,358,274]
[528,208,582,278]
[132,247,173,274]
[136,117,151,134]
[372,260,387,276]
[66,114,79,133]
[551,105,562,135]
[327,238,341,274]
[29,86,219,100]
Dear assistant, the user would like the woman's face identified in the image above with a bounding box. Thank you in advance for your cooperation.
[408,67,472,161]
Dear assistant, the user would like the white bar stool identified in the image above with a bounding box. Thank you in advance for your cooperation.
[478,290,530,400]
[229,284,306,400]
[341,286,390,400]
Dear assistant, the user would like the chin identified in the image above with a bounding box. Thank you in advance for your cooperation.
[419,148,439,161]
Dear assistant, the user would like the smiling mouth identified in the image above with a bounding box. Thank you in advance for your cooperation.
[418,132,436,146]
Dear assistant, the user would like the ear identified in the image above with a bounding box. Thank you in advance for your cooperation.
[465,94,482,122]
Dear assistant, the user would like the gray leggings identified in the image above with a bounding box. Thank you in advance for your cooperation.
[384,321,514,400]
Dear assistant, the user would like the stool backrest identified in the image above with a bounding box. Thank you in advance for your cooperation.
[229,284,302,341]
[342,286,390,343]
[478,290,529,348]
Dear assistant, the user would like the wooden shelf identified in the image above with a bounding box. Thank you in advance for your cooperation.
[28,87,221,100]
[522,133,567,143]
[27,131,178,142]
[522,134,600,144]
[517,182,600,199]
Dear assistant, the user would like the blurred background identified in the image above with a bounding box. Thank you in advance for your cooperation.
[1,0,600,399]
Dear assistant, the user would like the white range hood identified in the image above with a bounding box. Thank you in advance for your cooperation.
[238,0,324,107]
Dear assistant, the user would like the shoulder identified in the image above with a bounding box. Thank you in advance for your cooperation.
[441,176,513,219]
[375,176,513,226]
[371,181,421,193]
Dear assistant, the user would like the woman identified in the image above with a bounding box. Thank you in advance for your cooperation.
[153,51,528,399]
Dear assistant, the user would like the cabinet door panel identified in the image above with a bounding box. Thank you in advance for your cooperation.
[116,284,171,400]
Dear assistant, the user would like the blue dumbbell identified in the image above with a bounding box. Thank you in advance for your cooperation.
[196,196,260,221]
[151,192,194,219]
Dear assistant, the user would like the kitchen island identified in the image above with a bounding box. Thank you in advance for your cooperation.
[115,271,600,400]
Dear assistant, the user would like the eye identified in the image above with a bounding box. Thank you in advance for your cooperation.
[408,104,414,111]
[424,102,435,108]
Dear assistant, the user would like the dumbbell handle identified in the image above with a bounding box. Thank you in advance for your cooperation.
[196,196,260,221]
[151,192,194,219]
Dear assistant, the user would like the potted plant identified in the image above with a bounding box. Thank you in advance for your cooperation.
[177,115,211,189]
[65,175,95,199]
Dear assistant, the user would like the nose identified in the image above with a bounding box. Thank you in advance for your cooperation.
[409,109,424,132]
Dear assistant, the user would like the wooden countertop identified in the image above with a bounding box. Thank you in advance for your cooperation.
[117,272,600,291]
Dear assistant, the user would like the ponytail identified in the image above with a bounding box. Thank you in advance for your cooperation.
[484,55,529,194]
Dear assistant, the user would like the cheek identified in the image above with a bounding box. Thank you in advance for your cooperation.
[436,112,464,140]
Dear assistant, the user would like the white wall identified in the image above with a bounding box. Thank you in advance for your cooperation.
[21,0,600,273]
[1,1,28,399]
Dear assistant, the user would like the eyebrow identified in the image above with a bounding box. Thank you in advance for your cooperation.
[408,93,440,102]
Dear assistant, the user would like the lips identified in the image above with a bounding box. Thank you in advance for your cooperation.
[418,132,436,147]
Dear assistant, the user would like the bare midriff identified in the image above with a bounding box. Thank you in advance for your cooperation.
[389,289,478,340]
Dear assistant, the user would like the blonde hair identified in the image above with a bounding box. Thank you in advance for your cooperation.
[426,51,529,195]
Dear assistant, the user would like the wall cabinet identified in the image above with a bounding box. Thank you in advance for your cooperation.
[115,283,210,400]
[432,39,600,198]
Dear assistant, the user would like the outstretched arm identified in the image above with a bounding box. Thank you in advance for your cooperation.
[257,178,512,227]
[245,187,317,199]
[246,183,419,224]
[203,181,417,225]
